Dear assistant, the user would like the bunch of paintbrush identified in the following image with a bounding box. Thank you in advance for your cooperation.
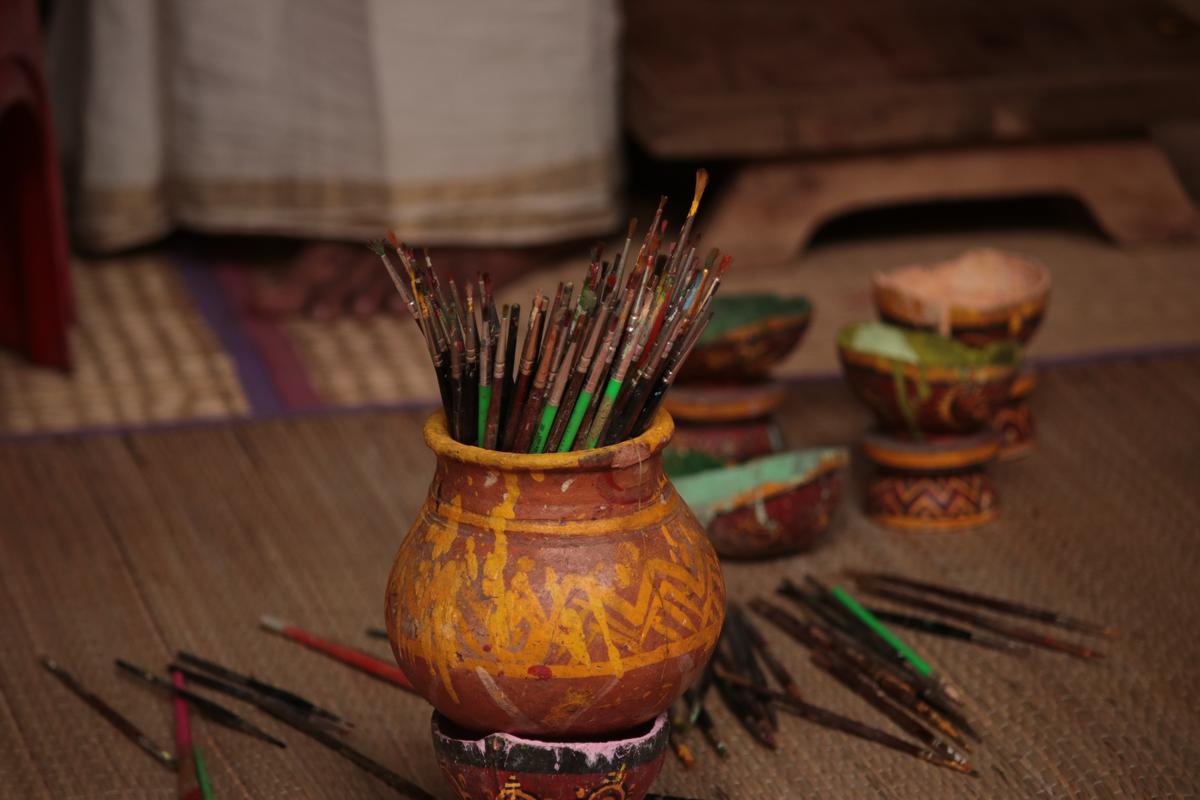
[372,170,729,451]
[708,605,976,774]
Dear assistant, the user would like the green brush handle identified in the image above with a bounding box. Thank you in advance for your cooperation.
[831,585,934,677]
[584,378,623,449]
[531,404,559,453]
[476,386,492,448]
[558,389,593,452]
[194,746,214,800]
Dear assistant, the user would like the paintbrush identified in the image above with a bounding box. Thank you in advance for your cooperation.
[170,670,210,800]
[857,583,1106,660]
[483,304,511,449]
[544,302,610,452]
[177,651,346,726]
[512,306,566,452]
[531,301,593,453]
[461,283,479,447]
[865,607,1030,654]
[41,657,176,770]
[850,571,1119,639]
[502,291,545,450]
[116,659,287,749]
[259,616,415,690]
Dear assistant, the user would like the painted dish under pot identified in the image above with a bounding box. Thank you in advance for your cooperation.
[672,448,849,559]
[677,293,812,382]
[837,322,1021,436]
[873,248,1050,347]
[431,711,669,800]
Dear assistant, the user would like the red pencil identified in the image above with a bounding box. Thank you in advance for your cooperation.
[259,616,414,692]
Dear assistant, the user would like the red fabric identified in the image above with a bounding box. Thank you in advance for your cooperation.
[0,0,73,368]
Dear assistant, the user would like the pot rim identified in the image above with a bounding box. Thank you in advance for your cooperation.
[423,408,674,472]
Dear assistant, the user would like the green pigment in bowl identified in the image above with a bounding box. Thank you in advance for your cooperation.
[837,322,1020,367]
[700,293,812,344]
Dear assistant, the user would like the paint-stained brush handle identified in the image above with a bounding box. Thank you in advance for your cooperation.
[260,616,413,690]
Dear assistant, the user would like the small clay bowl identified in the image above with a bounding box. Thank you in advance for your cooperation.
[873,248,1050,347]
[672,448,849,559]
[431,712,669,800]
[677,293,812,382]
[838,322,1020,436]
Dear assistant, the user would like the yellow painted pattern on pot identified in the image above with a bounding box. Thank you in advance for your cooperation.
[386,409,725,735]
[394,492,722,685]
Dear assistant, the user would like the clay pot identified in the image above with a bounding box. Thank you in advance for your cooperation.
[672,448,849,559]
[677,293,811,382]
[432,712,669,800]
[385,409,726,737]
[838,323,1020,436]
[873,248,1050,347]
[862,431,1000,531]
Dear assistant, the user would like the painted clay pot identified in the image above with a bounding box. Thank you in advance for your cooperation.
[873,248,1050,347]
[672,448,849,559]
[838,322,1020,436]
[862,431,1000,531]
[432,712,669,800]
[385,409,725,737]
[664,382,787,465]
[668,419,784,467]
[677,293,811,382]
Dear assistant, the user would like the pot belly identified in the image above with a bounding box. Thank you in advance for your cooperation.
[386,493,725,736]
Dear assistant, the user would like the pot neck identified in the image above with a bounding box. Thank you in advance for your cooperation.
[430,452,668,523]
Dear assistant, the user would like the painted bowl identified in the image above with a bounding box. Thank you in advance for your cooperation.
[431,712,669,800]
[672,448,849,559]
[677,293,812,382]
[838,322,1021,436]
[873,248,1050,347]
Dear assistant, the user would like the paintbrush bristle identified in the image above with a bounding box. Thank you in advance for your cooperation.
[689,169,709,216]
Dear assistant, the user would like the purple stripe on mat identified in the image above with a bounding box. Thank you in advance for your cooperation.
[176,253,285,415]
[211,265,324,411]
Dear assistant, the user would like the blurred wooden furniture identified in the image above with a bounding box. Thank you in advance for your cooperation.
[625,0,1200,258]
[0,0,73,367]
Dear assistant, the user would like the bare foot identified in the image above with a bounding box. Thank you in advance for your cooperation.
[251,242,354,316]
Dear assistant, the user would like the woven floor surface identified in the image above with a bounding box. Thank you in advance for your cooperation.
[1,353,1199,798]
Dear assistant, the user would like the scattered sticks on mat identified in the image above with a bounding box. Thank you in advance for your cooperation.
[170,658,433,800]
[178,650,347,729]
[117,659,287,749]
[372,169,728,450]
[680,571,1115,777]
[848,571,1119,639]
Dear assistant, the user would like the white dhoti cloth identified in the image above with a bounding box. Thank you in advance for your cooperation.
[49,0,622,252]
